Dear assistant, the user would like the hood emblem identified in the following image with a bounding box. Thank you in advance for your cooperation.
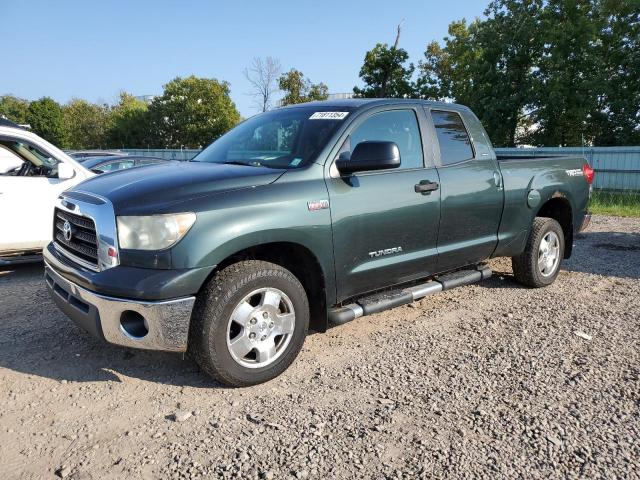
[63,220,73,242]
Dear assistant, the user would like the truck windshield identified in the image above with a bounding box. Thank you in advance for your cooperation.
[192,106,353,169]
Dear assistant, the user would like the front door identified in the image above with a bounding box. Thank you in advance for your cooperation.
[327,108,441,301]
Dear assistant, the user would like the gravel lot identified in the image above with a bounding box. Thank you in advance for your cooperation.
[1,215,639,480]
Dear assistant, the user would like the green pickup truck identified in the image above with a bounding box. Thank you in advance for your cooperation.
[44,99,593,386]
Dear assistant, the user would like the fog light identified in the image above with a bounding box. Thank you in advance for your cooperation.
[120,310,149,339]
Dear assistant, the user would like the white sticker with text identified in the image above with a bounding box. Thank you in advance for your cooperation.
[309,112,349,120]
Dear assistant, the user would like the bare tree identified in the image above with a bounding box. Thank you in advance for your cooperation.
[393,19,405,49]
[243,57,282,112]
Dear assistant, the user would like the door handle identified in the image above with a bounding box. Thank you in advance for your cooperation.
[415,180,439,194]
[493,171,503,189]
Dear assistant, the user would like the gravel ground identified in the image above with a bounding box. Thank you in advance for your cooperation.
[0,215,638,480]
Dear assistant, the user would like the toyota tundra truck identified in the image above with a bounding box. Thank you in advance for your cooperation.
[43,99,593,386]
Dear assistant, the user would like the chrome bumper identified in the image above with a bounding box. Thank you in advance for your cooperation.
[45,262,195,352]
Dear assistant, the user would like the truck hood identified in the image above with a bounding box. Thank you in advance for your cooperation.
[72,161,285,213]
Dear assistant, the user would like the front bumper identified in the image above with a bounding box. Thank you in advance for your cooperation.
[45,262,195,352]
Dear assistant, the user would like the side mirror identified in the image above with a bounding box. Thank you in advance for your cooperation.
[335,141,401,175]
[58,162,76,180]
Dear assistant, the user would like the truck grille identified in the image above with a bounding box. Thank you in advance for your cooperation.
[53,208,99,268]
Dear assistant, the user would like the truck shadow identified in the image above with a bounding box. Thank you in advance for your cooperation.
[563,230,640,280]
[1,228,636,386]
[484,230,640,285]
[0,262,224,388]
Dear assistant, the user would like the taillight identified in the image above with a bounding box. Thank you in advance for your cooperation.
[582,163,594,185]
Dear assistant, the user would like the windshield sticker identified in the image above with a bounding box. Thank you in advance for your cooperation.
[289,158,302,167]
[309,112,349,120]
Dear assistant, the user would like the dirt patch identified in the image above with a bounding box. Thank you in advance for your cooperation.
[0,215,639,479]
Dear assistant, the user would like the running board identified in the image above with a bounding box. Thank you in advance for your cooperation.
[329,265,492,325]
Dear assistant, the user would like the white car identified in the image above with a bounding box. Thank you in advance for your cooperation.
[0,122,94,255]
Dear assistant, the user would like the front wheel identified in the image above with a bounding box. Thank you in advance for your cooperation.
[189,260,309,387]
[512,217,565,288]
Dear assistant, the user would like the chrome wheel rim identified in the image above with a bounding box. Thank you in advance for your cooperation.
[226,287,295,369]
[538,231,561,277]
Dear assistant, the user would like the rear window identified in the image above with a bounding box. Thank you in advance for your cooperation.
[431,110,474,165]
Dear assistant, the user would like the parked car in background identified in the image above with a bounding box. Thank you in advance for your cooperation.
[0,121,95,256]
[67,150,127,160]
[78,155,168,174]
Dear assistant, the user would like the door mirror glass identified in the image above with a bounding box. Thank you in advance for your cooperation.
[335,141,401,175]
[57,162,75,180]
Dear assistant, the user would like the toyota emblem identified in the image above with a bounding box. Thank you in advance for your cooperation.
[62,220,73,242]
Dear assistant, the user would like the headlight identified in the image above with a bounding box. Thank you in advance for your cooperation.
[117,213,196,250]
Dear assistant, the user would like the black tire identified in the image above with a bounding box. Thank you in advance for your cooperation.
[512,217,565,288]
[189,260,309,387]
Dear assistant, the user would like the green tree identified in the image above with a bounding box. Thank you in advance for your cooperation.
[354,43,415,98]
[417,20,480,105]
[148,76,241,148]
[0,95,30,125]
[416,0,639,146]
[63,99,109,149]
[589,0,640,145]
[418,2,544,147]
[529,0,601,146]
[278,69,329,106]
[27,97,67,147]
[106,93,150,148]
[473,0,544,146]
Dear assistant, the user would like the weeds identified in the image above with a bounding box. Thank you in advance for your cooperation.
[590,190,640,217]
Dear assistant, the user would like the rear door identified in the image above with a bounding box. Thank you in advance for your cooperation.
[327,106,441,301]
[427,108,503,271]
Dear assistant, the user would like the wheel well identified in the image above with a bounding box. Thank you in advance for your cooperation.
[537,197,573,258]
[215,242,328,332]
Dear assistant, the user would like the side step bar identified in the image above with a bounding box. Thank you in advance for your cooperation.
[329,265,492,325]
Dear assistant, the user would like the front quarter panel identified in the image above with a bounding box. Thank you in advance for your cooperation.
[169,164,336,303]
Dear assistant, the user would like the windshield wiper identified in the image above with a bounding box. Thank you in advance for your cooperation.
[222,160,263,167]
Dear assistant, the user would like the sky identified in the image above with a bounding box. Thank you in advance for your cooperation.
[1,0,487,118]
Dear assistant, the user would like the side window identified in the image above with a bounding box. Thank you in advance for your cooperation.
[431,110,474,165]
[349,110,424,169]
[98,160,135,172]
[0,140,59,177]
[137,158,162,166]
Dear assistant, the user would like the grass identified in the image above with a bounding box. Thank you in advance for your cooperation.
[590,190,640,217]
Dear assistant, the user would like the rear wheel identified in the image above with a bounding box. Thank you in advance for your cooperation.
[512,217,565,288]
[189,260,309,387]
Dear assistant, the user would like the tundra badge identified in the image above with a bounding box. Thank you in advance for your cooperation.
[369,247,403,258]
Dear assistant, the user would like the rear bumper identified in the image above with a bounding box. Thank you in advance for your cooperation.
[579,212,592,232]
[45,261,195,352]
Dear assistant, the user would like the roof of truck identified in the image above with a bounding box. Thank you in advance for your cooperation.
[280,98,470,111]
